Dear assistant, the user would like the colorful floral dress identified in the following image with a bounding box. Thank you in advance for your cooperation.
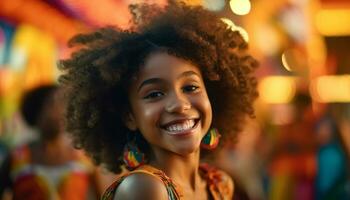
[9,144,94,200]
[102,163,233,200]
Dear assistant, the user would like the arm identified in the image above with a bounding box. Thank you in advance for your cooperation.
[113,173,168,200]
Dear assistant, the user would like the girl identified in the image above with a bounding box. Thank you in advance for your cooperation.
[59,1,258,199]
[0,85,98,199]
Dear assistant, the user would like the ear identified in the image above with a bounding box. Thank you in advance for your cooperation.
[123,111,138,131]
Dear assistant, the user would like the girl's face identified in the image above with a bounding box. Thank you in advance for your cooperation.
[38,91,64,141]
[127,52,212,156]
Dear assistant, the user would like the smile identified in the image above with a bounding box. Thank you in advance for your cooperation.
[161,119,200,135]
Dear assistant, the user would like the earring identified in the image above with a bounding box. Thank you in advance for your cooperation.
[123,135,146,170]
[200,128,221,150]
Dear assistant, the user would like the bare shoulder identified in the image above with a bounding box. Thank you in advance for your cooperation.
[113,172,168,200]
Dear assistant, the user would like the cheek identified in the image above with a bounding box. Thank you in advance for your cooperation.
[135,103,163,127]
[143,106,159,122]
[195,93,212,127]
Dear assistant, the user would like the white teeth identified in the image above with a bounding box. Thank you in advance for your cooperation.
[165,120,195,132]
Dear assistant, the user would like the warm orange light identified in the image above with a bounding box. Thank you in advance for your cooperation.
[182,0,202,6]
[0,68,16,96]
[315,9,350,36]
[259,76,296,104]
[310,75,350,102]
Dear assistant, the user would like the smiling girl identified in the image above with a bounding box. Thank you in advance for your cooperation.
[59,1,258,199]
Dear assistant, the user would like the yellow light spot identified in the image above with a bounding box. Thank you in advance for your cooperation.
[315,9,350,36]
[259,76,296,104]
[281,52,292,72]
[229,0,251,16]
[310,75,350,102]
[182,0,202,6]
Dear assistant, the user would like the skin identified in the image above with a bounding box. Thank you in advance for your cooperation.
[117,52,213,199]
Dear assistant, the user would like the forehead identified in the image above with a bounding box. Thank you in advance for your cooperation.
[133,52,202,82]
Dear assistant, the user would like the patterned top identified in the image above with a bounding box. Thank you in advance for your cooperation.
[102,163,233,200]
[8,144,94,200]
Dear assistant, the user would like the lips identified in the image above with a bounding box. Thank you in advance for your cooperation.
[161,119,199,135]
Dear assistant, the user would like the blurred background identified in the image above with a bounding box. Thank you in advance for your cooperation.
[0,0,349,199]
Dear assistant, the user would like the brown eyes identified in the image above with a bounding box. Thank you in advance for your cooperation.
[143,85,200,100]
[182,85,199,93]
[143,91,164,99]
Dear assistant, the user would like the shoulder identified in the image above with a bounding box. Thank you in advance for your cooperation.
[200,163,234,199]
[113,172,168,200]
[213,167,234,198]
[217,168,234,196]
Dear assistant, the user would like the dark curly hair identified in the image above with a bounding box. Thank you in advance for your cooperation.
[20,85,58,127]
[59,1,258,173]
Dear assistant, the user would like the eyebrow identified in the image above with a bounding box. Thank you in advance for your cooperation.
[137,70,200,92]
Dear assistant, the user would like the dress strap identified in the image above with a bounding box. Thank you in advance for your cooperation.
[199,163,233,200]
[102,165,182,200]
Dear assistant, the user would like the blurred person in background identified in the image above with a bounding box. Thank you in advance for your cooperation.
[315,113,349,200]
[267,92,318,200]
[0,84,99,200]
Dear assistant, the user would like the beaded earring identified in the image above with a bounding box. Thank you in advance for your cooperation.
[200,128,221,150]
[123,134,145,170]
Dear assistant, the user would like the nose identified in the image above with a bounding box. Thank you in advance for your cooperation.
[165,92,191,113]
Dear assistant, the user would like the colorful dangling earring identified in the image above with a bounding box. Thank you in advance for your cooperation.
[123,135,146,170]
[200,128,221,150]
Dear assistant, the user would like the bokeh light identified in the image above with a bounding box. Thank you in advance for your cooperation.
[229,0,251,15]
[259,76,296,104]
[315,8,350,36]
[310,75,350,103]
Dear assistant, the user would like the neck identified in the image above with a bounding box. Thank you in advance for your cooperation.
[41,133,68,149]
[149,148,203,191]
[36,133,75,165]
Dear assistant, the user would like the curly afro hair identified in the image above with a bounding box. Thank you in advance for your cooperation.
[59,1,258,173]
